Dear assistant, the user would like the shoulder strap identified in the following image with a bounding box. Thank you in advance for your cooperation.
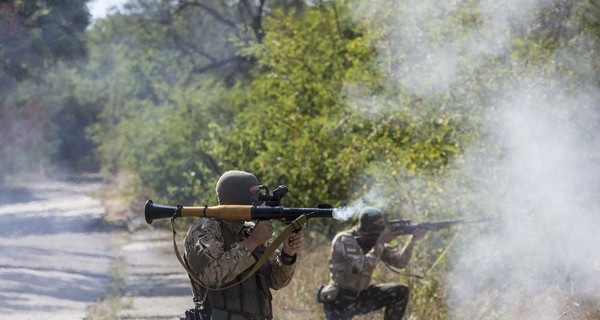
[171,214,308,291]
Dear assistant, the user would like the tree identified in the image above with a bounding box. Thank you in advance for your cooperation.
[0,0,91,185]
[0,0,89,90]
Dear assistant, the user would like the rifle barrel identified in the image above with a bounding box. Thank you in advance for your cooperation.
[390,218,489,235]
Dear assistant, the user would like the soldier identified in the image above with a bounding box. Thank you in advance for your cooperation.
[183,170,304,320]
[319,206,426,320]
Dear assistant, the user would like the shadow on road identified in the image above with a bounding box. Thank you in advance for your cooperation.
[0,214,121,237]
[0,187,40,205]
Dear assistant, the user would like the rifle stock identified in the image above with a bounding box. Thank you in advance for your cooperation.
[144,199,334,224]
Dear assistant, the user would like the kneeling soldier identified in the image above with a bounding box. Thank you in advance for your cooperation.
[320,207,426,320]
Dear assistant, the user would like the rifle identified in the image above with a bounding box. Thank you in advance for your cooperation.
[144,184,335,224]
[387,218,488,236]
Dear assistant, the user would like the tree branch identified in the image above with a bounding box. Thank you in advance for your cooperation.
[177,0,238,30]
[191,55,247,74]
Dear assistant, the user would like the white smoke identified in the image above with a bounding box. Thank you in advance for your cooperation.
[333,186,391,221]
[447,80,600,319]
[347,0,553,98]
[344,0,600,317]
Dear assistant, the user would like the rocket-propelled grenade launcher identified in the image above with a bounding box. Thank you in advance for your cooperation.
[144,200,335,224]
[144,184,334,224]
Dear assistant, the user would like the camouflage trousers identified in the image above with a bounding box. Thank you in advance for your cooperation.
[323,283,410,320]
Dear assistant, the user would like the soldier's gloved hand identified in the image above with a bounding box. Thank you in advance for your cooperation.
[242,220,273,252]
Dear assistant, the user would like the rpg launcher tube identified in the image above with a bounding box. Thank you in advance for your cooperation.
[144,199,334,224]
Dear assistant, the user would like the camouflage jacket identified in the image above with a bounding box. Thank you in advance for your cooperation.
[184,217,296,290]
[328,228,414,292]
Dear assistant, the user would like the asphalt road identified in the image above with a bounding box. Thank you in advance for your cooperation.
[0,175,190,320]
[0,175,117,319]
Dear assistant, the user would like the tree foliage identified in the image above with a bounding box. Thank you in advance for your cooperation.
[0,0,89,88]
[0,0,90,184]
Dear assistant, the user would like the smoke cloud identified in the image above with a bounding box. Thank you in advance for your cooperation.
[348,0,553,97]
[333,186,391,221]
[448,80,600,318]
[345,0,600,317]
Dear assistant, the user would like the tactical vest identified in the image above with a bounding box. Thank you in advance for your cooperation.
[329,230,374,293]
[192,220,273,319]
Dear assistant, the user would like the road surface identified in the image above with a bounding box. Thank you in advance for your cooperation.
[0,175,190,320]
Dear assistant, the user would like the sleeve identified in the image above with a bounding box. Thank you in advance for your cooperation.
[381,238,415,269]
[265,249,297,290]
[184,218,257,288]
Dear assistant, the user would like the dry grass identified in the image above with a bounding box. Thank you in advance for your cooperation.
[272,236,330,319]
[86,235,130,319]
[92,171,139,222]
